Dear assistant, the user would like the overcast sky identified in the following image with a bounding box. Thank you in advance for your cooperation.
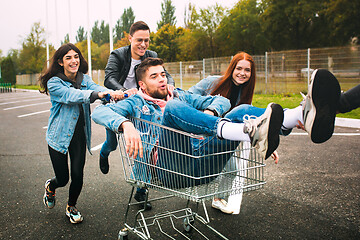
[0,0,237,56]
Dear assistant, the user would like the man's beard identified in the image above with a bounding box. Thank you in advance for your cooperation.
[148,87,168,100]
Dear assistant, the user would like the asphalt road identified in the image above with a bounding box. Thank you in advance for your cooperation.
[0,90,359,240]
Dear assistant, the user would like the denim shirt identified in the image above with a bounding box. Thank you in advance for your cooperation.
[188,75,242,107]
[46,74,108,154]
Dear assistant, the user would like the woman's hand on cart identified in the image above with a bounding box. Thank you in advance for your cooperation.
[121,121,143,159]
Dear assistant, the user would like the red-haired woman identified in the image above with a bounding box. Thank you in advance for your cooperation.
[189,52,341,214]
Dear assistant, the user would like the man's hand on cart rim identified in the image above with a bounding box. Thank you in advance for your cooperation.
[120,121,144,159]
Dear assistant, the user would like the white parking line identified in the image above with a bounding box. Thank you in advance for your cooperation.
[0,98,47,105]
[290,132,360,136]
[91,143,104,151]
[3,102,50,110]
[18,110,50,118]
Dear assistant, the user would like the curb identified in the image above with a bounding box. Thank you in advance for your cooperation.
[335,117,360,129]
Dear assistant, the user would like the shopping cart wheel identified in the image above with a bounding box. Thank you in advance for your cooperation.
[183,217,194,232]
[118,228,128,240]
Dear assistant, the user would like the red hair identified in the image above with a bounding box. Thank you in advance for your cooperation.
[210,52,256,107]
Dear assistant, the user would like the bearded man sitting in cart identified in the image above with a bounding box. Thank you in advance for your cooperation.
[92,57,339,189]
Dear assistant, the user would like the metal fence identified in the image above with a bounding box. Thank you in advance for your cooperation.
[16,46,359,94]
[164,46,360,94]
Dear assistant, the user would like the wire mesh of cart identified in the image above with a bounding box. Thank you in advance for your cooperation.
[118,117,266,240]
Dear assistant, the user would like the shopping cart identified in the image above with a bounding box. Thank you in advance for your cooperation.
[118,117,266,240]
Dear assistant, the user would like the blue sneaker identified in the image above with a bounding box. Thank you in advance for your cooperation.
[43,179,55,209]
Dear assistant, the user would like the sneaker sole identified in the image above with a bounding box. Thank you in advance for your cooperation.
[306,69,340,143]
[265,104,284,159]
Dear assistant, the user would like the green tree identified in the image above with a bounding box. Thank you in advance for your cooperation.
[7,49,20,74]
[324,0,360,45]
[76,26,87,42]
[185,3,225,59]
[18,22,47,74]
[151,24,184,62]
[62,33,70,45]
[260,0,329,50]
[1,56,16,84]
[114,32,131,49]
[157,0,176,30]
[91,20,109,46]
[114,7,135,41]
[216,0,268,55]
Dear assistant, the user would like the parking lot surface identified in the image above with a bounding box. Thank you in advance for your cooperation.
[0,90,359,239]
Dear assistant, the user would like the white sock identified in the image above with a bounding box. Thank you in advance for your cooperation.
[282,106,303,130]
[217,120,251,142]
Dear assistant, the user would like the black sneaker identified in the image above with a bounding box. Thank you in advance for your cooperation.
[43,179,55,209]
[134,190,152,210]
[99,154,109,174]
[66,205,84,224]
[243,103,284,159]
[302,69,341,143]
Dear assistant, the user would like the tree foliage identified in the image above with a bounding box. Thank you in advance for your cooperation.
[185,3,225,59]
[1,56,16,84]
[260,0,329,50]
[151,24,184,62]
[157,0,176,30]
[324,0,360,45]
[76,26,87,43]
[91,20,109,46]
[216,0,268,55]
[5,0,359,77]
[114,32,131,50]
[18,22,47,74]
[114,7,135,41]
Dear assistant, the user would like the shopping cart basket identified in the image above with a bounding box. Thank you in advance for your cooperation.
[118,117,266,240]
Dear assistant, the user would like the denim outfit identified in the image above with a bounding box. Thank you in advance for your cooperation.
[46,74,108,154]
[189,76,243,108]
[92,89,247,187]
[189,76,291,135]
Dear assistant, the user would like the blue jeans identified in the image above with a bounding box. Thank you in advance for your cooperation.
[100,103,269,159]
[155,100,264,188]
[100,129,118,158]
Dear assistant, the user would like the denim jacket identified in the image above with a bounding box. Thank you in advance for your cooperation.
[91,88,230,183]
[46,74,108,154]
[91,88,230,134]
[188,75,242,107]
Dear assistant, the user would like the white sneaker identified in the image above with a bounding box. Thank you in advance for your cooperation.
[243,103,283,159]
[302,69,340,143]
[66,205,84,224]
[211,198,233,214]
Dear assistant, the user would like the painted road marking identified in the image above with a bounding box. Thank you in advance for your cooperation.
[290,132,360,136]
[91,143,104,151]
[18,110,50,118]
[0,98,47,105]
[3,102,50,110]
